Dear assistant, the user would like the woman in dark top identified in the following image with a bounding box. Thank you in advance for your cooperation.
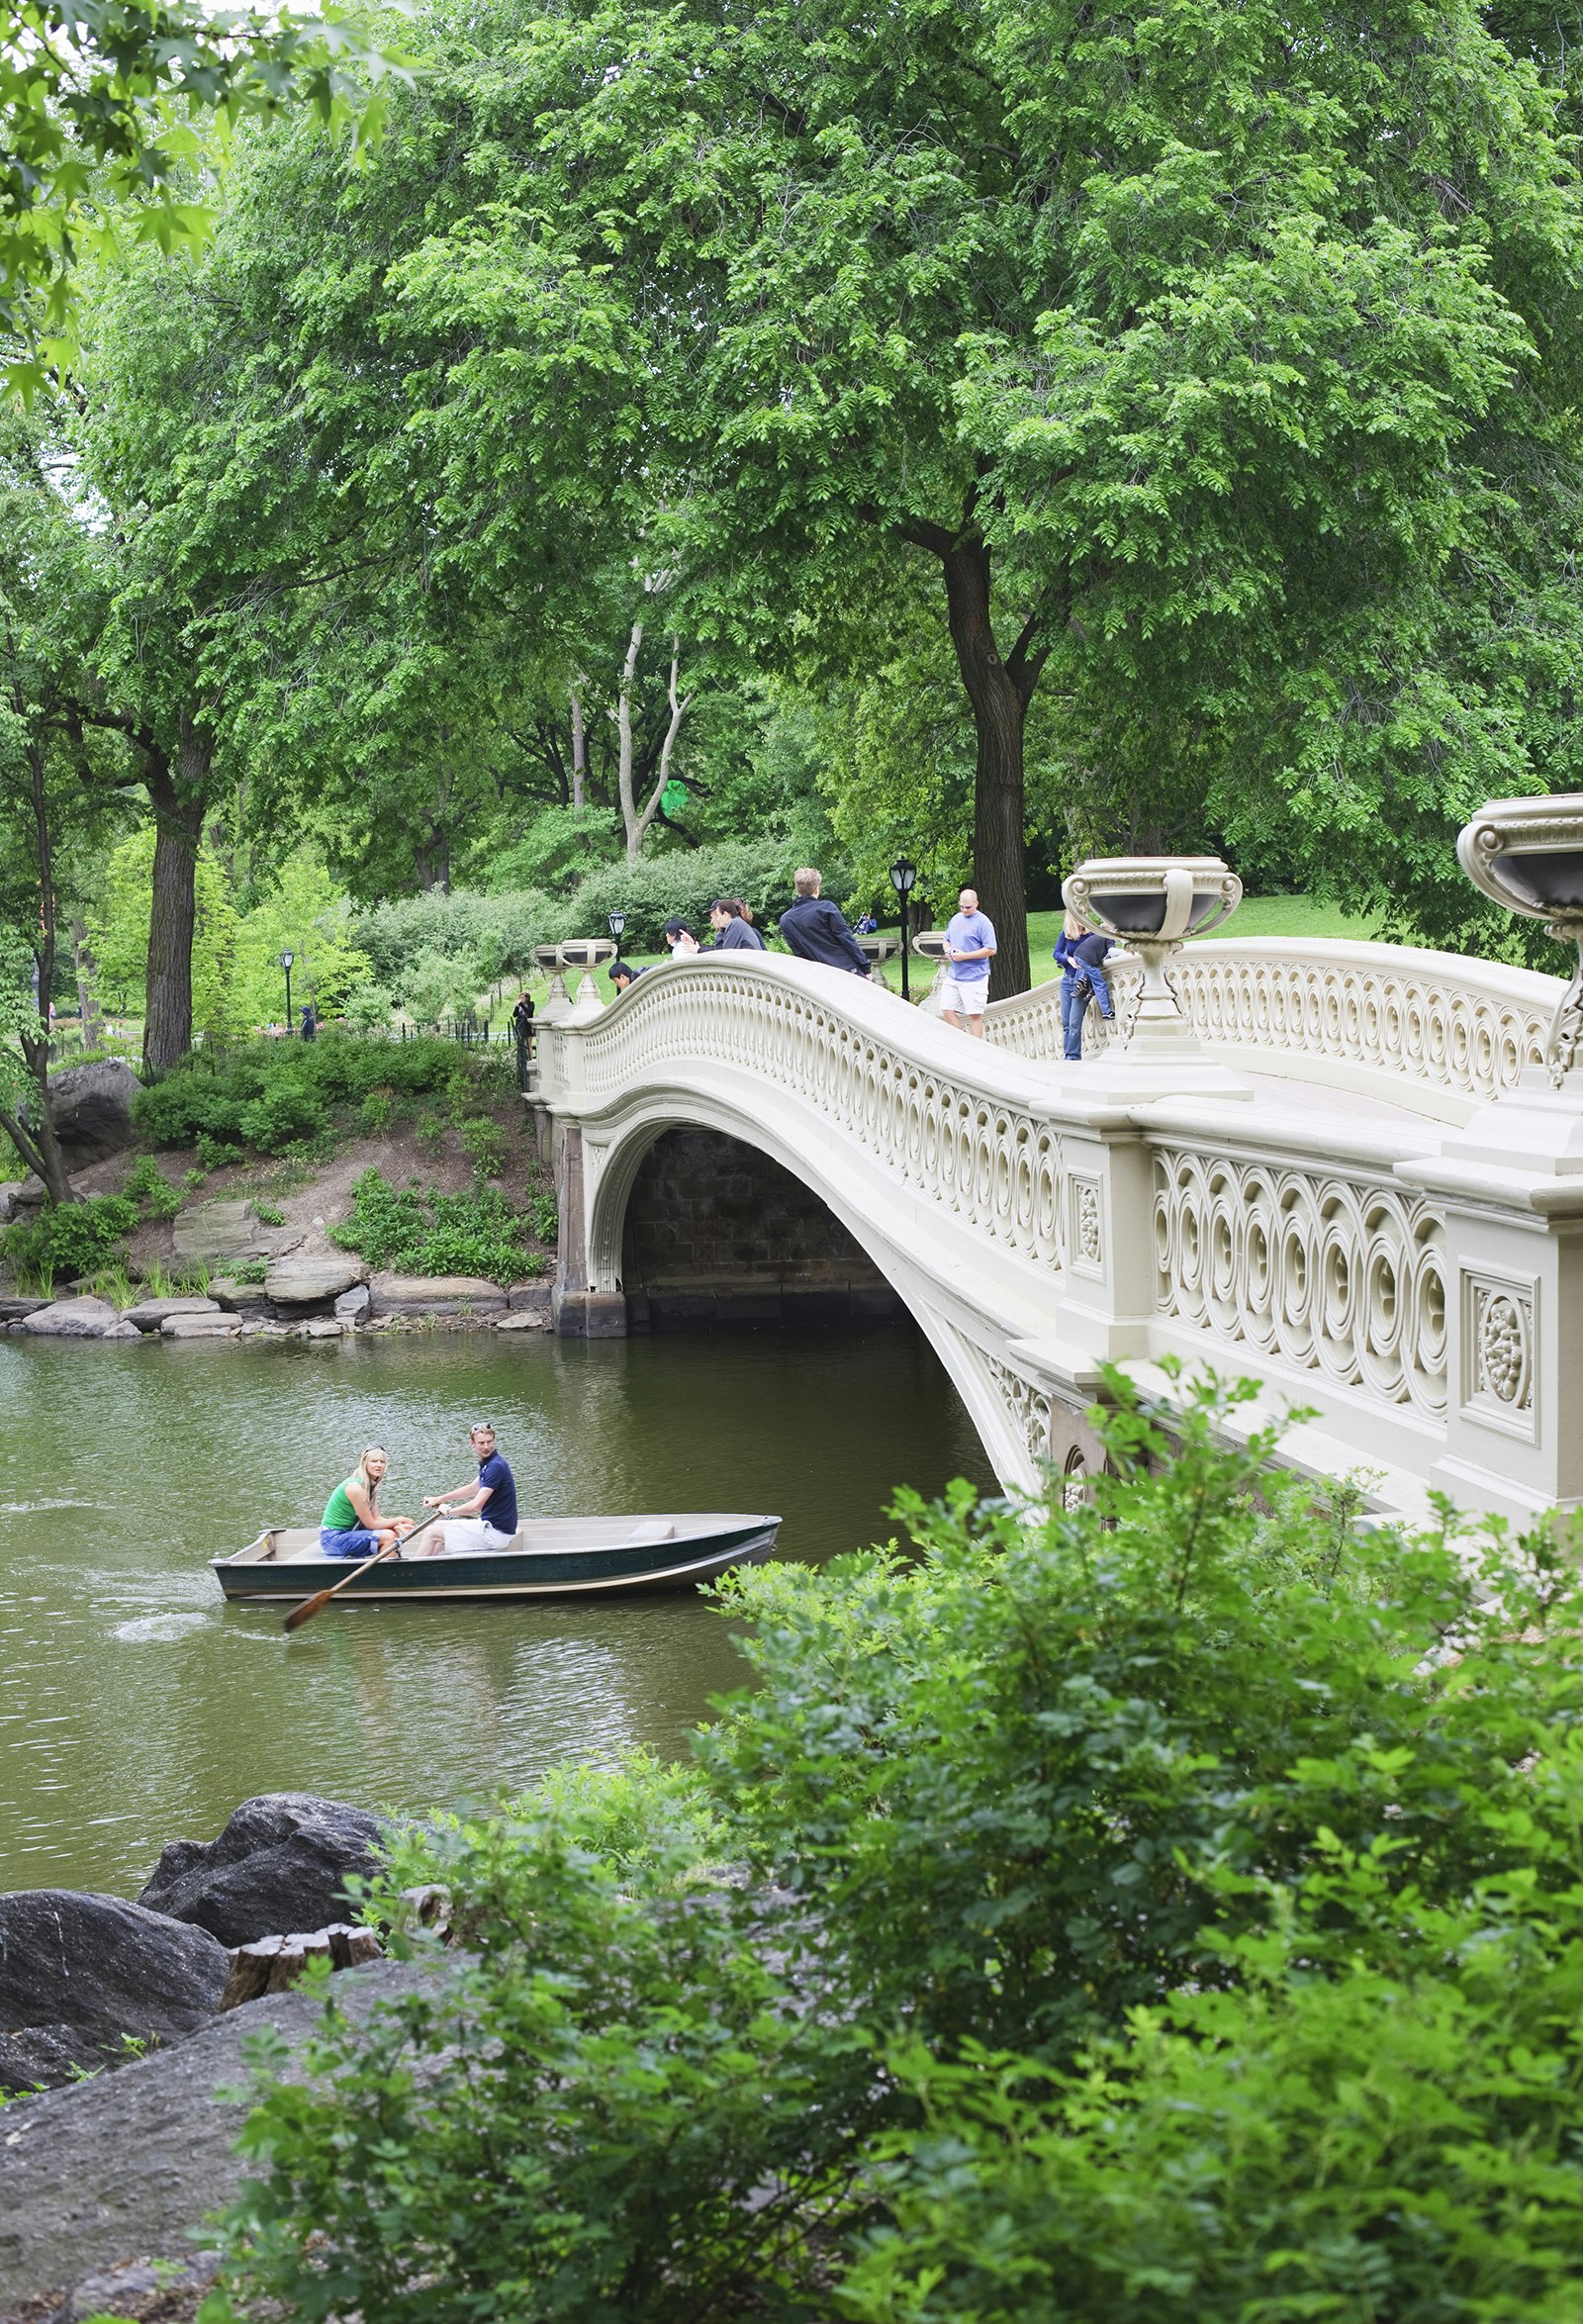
[1055,912,1115,1061]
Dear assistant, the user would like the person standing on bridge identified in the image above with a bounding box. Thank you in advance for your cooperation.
[779,868,874,976]
[705,898,767,952]
[940,887,997,1037]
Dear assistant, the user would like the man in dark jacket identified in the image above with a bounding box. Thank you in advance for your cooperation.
[778,868,873,976]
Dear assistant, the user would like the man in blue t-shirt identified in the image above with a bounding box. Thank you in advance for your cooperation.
[421,1423,519,1553]
[940,886,997,1037]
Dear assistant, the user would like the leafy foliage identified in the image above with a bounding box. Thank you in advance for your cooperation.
[0,0,406,389]
[208,1374,1583,2323]
[3,1192,137,1285]
[328,1167,548,1283]
[131,1034,460,1155]
[123,1156,182,1219]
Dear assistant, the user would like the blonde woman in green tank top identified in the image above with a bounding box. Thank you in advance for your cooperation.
[320,1445,415,1560]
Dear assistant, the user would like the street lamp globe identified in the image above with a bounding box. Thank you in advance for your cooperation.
[888,858,918,1000]
[607,910,626,941]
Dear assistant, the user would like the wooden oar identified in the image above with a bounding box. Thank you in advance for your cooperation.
[283,1508,446,1633]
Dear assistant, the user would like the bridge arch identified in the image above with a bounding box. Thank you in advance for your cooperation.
[570,1089,1050,1488]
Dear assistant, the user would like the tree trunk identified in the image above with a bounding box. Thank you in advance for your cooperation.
[71,917,102,1048]
[939,540,1033,999]
[142,714,208,1074]
[17,740,75,1201]
[570,684,587,812]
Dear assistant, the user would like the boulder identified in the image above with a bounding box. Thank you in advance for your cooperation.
[303,1318,343,1340]
[507,1280,554,1317]
[0,1295,50,1322]
[0,2024,79,2095]
[101,1320,144,1342]
[122,1296,220,1332]
[172,1200,266,1264]
[45,1061,141,1168]
[495,1311,549,1332]
[209,1276,273,1316]
[334,1282,371,1322]
[160,1312,242,1339]
[0,1892,230,2089]
[264,1256,366,1308]
[20,1297,121,1339]
[137,1794,388,1948]
[369,1273,508,1319]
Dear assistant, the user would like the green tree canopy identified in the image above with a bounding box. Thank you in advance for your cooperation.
[335,0,1583,983]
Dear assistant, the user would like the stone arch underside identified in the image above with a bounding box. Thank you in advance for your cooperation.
[573,1088,1075,1492]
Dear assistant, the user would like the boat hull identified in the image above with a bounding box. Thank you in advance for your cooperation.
[212,1517,781,1604]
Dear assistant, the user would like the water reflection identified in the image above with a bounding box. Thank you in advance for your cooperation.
[0,1323,983,1893]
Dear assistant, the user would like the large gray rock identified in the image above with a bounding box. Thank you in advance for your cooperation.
[122,1296,219,1331]
[19,1297,121,1339]
[0,1295,50,1322]
[209,1275,273,1316]
[159,1312,242,1339]
[0,1959,434,2311]
[0,1892,230,2091]
[171,1200,265,1264]
[45,1061,140,1168]
[265,1256,366,1308]
[137,1794,387,1948]
[370,1272,507,1318]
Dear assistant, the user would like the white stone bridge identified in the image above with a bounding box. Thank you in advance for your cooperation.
[529,937,1582,1527]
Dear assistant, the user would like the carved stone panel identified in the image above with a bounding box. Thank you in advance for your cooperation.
[1460,1269,1538,1442]
[1070,1175,1104,1278]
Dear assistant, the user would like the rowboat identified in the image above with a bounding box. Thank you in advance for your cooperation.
[211,1513,783,1605]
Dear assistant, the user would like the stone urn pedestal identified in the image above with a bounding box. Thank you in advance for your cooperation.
[910,930,953,1016]
[1061,855,1252,1098]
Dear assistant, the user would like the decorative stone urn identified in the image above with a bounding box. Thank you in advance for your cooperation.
[1063,856,1243,1059]
[531,941,572,1027]
[557,938,617,1024]
[1457,794,1583,1088]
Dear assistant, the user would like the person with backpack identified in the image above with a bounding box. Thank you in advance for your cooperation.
[1055,912,1115,1060]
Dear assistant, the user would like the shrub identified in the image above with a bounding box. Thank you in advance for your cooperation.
[3,1194,139,1287]
[207,1374,1583,2324]
[124,1157,182,1221]
[328,1169,546,1284]
[195,1132,244,1170]
[131,1036,464,1159]
[252,1202,286,1227]
[459,1114,508,1181]
[529,1190,558,1245]
[357,1089,394,1137]
[231,1258,268,1286]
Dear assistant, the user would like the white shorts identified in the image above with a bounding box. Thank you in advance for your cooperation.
[440,1519,516,1554]
[943,977,988,1015]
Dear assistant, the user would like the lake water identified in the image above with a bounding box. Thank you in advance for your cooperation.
[0,1325,984,1896]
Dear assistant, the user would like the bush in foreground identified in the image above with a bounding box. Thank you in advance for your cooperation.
[205,1374,1583,2324]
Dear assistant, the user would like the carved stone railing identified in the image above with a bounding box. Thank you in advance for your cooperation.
[563,959,1071,1273]
[1150,1141,1447,1421]
[986,938,1560,1115]
[539,949,1583,1523]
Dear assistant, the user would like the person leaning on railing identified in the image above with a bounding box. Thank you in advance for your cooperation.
[778,868,874,975]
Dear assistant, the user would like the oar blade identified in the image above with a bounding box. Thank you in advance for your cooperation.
[283,1588,334,1633]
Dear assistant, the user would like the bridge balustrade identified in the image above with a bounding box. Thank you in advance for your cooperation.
[534,938,1581,1529]
[987,938,1559,1119]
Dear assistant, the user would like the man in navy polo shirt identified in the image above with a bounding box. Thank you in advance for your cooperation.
[422,1423,519,1552]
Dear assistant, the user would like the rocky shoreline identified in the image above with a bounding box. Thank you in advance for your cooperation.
[0,1794,441,2315]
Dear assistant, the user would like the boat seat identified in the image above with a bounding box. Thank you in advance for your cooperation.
[625,1520,675,1546]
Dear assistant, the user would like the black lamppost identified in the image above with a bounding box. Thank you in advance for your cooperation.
[888,858,917,1000]
[279,950,295,1035]
[607,909,626,945]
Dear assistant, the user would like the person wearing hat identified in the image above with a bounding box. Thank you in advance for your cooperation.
[421,1423,519,1553]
